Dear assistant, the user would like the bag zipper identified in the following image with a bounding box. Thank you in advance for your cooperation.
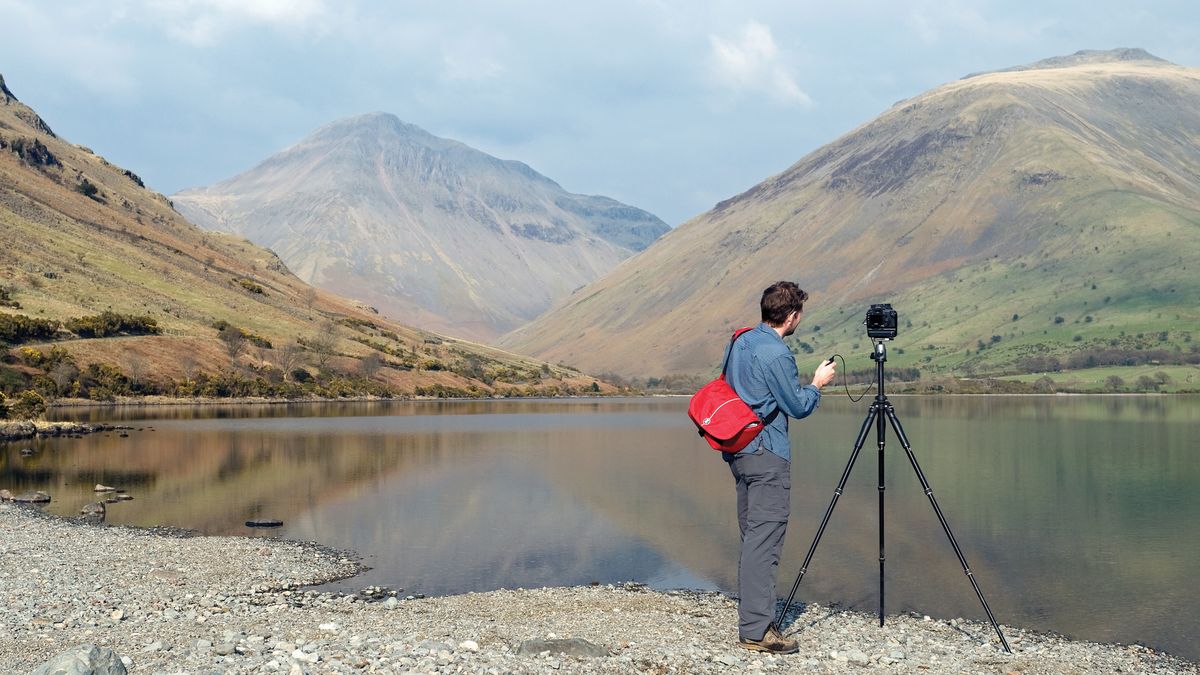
[703,398,743,426]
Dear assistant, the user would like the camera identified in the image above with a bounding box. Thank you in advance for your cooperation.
[864,303,898,339]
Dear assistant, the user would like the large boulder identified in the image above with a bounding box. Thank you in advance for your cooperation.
[29,644,128,675]
[515,637,610,658]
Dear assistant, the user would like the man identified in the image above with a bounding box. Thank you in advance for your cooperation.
[724,281,837,653]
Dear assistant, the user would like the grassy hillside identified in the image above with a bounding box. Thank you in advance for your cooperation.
[0,74,610,411]
[500,52,1200,389]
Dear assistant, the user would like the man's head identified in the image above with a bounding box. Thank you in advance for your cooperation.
[761,281,808,337]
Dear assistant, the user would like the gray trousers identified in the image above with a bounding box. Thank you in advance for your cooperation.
[728,446,791,641]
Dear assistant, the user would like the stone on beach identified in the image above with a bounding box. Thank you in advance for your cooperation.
[30,644,128,675]
[81,502,106,517]
[94,484,117,492]
[515,637,611,657]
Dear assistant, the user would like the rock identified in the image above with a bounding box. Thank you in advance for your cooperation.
[20,447,35,456]
[13,490,51,503]
[0,489,12,501]
[214,642,236,656]
[30,644,128,675]
[94,484,116,492]
[115,494,133,501]
[847,649,870,666]
[319,622,339,631]
[715,653,742,667]
[245,519,284,528]
[515,638,610,658]
[81,502,106,516]
[110,609,124,621]
[382,597,399,610]
[459,640,480,652]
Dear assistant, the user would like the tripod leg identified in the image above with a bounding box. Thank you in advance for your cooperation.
[884,406,1012,653]
[775,405,877,629]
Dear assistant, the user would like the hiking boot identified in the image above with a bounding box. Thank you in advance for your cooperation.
[737,624,799,654]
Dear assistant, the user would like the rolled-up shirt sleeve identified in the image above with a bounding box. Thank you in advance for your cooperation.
[765,353,821,419]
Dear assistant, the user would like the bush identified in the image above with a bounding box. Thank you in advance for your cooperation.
[8,390,46,419]
[64,312,160,338]
[17,346,72,369]
[76,178,99,199]
[0,312,61,344]
[234,278,266,295]
[0,287,19,309]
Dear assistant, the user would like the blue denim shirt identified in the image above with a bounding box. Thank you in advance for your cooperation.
[722,323,821,462]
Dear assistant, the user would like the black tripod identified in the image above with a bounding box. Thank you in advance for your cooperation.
[775,340,1011,652]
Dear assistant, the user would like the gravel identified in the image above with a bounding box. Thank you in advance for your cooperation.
[2,502,1195,674]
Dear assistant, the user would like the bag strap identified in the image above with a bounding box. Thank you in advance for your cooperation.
[719,326,755,378]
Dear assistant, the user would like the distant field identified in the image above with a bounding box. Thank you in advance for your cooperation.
[997,364,1200,392]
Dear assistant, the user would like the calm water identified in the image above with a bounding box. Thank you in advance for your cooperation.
[3,396,1198,661]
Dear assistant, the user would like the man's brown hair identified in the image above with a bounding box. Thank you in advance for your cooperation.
[760,281,809,326]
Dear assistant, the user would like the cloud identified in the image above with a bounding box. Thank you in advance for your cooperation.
[708,20,812,107]
[139,0,332,46]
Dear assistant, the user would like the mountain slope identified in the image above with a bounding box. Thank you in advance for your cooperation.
[0,74,604,398]
[500,50,1200,380]
[172,113,668,341]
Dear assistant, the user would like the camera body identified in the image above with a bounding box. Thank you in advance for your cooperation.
[864,303,898,339]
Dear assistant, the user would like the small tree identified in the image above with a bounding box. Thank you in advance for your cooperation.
[274,341,306,381]
[48,361,80,397]
[1104,375,1125,392]
[219,325,247,362]
[302,287,318,314]
[121,353,147,393]
[308,320,339,373]
[360,352,384,378]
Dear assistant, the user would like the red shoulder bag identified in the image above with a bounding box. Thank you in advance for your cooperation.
[687,327,763,453]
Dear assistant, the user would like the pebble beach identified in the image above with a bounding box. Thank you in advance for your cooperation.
[1,502,1195,674]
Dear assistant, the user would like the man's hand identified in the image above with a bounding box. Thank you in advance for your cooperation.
[812,358,837,389]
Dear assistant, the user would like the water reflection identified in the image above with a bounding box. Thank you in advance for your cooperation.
[5,396,1200,662]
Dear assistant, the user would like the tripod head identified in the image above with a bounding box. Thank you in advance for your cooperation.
[870,339,888,363]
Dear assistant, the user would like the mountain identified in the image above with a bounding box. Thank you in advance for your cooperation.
[0,74,606,399]
[171,113,668,341]
[500,50,1200,381]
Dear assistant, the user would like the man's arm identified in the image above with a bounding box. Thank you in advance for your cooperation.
[764,353,822,420]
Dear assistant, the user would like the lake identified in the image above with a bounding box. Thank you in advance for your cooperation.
[3,395,1198,661]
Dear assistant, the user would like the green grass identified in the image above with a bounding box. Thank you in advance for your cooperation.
[997,364,1200,393]
[787,189,1199,380]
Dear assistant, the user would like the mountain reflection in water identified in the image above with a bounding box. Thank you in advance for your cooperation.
[5,396,1198,662]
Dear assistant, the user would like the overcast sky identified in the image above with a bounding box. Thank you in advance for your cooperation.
[2,1,1197,225]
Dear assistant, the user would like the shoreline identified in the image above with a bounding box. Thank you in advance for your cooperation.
[2,504,1195,674]
[34,388,1200,412]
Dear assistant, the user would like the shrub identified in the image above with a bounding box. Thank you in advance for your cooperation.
[8,390,46,419]
[0,312,61,344]
[0,287,19,309]
[17,346,72,369]
[76,178,99,199]
[234,278,266,295]
[64,312,160,338]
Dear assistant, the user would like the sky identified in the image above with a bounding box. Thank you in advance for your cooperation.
[1,1,1198,226]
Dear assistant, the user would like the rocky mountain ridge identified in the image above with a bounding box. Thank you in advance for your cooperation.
[172,113,668,341]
